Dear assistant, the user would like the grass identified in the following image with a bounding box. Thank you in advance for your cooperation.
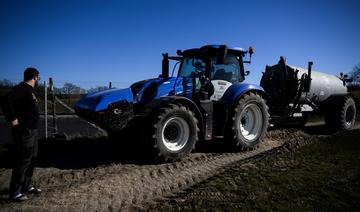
[153,129,360,211]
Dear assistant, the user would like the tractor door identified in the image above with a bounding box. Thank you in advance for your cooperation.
[210,55,243,101]
[178,57,206,96]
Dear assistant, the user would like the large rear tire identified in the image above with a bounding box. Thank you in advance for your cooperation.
[230,92,269,149]
[325,96,356,130]
[152,104,199,162]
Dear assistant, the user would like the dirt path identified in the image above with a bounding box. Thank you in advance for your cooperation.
[0,122,357,211]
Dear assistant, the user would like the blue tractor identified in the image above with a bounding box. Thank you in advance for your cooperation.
[75,45,269,161]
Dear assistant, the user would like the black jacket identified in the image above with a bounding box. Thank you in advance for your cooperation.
[1,82,39,129]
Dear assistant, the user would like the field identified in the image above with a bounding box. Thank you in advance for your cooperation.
[153,127,360,211]
[0,120,359,211]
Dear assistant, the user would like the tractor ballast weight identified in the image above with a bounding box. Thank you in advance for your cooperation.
[261,57,357,130]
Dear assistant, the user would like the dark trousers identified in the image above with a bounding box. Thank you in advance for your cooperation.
[9,126,38,197]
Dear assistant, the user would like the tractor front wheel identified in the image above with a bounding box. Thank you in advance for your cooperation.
[152,104,199,161]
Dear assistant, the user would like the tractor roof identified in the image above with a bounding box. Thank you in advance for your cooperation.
[180,45,246,57]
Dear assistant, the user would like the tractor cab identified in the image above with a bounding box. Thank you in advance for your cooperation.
[163,45,252,101]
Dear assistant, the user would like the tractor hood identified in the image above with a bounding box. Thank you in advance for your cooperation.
[75,87,134,112]
[130,77,191,104]
[75,76,191,113]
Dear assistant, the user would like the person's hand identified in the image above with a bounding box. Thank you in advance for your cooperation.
[11,119,19,126]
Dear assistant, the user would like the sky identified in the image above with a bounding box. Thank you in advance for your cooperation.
[0,0,359,89]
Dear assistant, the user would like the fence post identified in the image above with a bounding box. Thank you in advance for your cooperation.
[49,78,58,135]
[109,81,112,88]
[44,80,48,138]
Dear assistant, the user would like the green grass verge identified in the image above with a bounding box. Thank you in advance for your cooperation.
[153,129,360,211]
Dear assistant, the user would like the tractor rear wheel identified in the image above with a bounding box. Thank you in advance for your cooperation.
[152,104,199,161]
[229,92,269,149]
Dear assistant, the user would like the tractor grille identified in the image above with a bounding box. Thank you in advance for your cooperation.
[75,100,134,132]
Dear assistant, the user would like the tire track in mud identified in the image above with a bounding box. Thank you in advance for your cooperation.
[0,128,312,211]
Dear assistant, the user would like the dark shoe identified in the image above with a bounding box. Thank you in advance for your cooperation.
[27,186,42,194]
[10,193,29,202]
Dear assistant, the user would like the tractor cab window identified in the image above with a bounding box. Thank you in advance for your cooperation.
[211,55,242,83]
[179,57,206,77]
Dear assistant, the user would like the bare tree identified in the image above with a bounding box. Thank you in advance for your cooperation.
[350,64,360,83]
[87,86,108,93]
[0,79,15,87]
[62,83,83,104]
[63,83,81,95]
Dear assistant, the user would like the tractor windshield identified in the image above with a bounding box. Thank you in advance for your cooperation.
[178,57,206,77]
[210,55,242,83]
[178,55,243,83]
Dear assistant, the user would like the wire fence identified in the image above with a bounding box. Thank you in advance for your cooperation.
[0,77,111,138]
[0,78,132,94]
[0,78,133,114]
[0,78,135,115]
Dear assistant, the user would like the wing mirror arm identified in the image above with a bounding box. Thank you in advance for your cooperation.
[243,46,254,64]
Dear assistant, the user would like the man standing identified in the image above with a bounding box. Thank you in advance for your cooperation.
[1,68,42,202]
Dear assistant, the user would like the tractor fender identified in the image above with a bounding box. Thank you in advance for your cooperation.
[160,96,205,133]
[221,83,268,109]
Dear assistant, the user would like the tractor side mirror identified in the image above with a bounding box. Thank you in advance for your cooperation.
[244,46,254,64]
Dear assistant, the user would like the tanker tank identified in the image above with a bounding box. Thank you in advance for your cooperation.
[260,57,347,110]
[288,65,347,104]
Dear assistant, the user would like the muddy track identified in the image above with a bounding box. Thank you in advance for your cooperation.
[0,127,338,211]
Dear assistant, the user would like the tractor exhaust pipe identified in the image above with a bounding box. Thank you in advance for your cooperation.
[162,53,169,78]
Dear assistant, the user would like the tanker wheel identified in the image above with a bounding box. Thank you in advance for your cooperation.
[326,96,356,130]
[230,92,269,149]
[152,104,199,162]
[299,113,309,127]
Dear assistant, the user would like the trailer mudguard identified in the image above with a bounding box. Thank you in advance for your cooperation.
[221,83,267,109]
